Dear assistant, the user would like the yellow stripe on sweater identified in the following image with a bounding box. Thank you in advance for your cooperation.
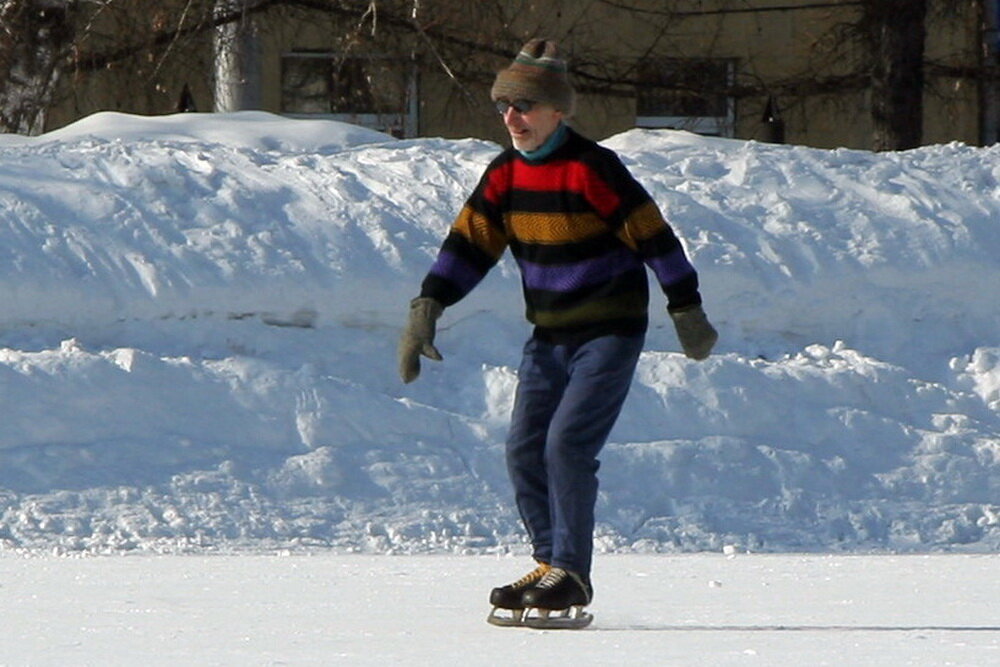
[617,201,669,250]
[452,206,508,259]
[504,211,609,245]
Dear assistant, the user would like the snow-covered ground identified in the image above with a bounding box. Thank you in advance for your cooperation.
[1,553,998,665]
[0,110,998,558]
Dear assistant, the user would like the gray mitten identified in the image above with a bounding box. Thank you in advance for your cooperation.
[669,304,718,361]
[398,297,444,383]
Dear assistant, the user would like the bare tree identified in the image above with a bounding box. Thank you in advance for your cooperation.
[0,0,989,150]
[213,0,262,111]
[860,0,928,150]
[0,0,274,133]
[0,0,76,134]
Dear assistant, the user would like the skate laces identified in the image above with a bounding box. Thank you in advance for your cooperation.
[512,562,551,590]
[536,567,570,589]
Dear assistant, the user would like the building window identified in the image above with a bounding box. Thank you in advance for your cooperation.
[635,58,735,136]
[281,52,417,137]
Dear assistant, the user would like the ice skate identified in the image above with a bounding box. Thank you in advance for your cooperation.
[520,567,593,629]
[486,562,551,627]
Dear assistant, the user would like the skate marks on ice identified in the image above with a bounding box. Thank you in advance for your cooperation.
[588,622,1000,633]
[489,607,1000,632]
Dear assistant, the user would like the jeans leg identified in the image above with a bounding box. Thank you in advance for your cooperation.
[545,334,644,576]
[505,337,566,565]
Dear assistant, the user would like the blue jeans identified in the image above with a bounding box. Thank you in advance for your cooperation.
[505,333,644,576]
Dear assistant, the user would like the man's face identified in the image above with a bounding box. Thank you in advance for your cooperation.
[498,100,564,152]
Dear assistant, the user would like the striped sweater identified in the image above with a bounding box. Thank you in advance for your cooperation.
[420,127,701,343]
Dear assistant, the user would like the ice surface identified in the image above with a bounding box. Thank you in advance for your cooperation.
[0,553,998,665]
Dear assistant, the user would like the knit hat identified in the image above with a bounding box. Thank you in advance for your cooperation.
[491,39,576,116]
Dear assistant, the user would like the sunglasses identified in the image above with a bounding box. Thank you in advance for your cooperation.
[495,99,537,115]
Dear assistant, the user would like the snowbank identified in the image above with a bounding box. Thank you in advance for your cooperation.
[0,112,997,554]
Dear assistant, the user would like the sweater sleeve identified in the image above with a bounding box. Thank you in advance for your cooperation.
[588,148,702,311]
[419,158,511,307]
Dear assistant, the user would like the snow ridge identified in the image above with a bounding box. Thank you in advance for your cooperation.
[0,112,998,555]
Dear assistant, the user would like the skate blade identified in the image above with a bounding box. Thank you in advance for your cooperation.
[486,607,526,627]
[523,606,593,630]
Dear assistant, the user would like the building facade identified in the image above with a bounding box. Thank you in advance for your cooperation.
[45,1,995,150]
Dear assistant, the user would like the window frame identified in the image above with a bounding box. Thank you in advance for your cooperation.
[280,51,418,138]
[634,57,737,137]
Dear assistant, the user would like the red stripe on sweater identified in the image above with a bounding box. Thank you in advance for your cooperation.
[482,161,514,207]
[482,158,621,219]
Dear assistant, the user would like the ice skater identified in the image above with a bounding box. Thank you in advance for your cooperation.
[398,39,718,628]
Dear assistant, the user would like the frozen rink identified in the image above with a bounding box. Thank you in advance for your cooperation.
[1,553,998,666]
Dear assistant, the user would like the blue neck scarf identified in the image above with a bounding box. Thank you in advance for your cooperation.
[518,122,569,162]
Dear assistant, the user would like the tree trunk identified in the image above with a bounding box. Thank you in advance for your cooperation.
[213,0,262,112]
[980,0,1000,144]
[864,0,927,151]
[0,1,75,134]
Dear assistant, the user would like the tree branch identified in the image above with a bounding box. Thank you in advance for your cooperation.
[596,0,864,18]
[72,0,286,72]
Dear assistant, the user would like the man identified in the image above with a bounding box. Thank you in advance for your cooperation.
[398,39,718,628]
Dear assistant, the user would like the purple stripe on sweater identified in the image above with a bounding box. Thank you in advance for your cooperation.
[429,250,485,294]
[518,249,640,293]
[647,246,696,286]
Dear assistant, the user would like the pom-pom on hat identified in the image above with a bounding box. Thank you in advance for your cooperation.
[491,39,576,116]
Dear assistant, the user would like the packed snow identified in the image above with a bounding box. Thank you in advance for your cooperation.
[0,110,998,559]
